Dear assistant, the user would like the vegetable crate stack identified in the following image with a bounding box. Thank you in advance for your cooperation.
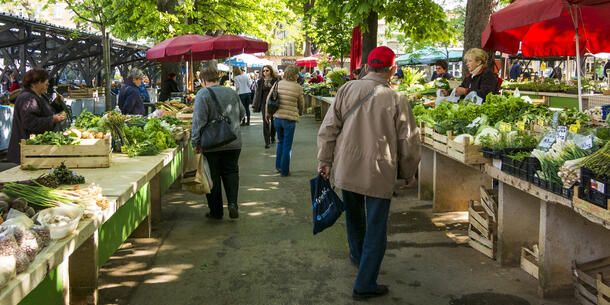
[468,187,498,259]
[419,122,487,164]
[572,256,610,305]
[20,130,111,169]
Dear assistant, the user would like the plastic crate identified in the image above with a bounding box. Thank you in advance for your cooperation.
[501,154,528,180]
[579,167,609,209]
[481,147,503,159]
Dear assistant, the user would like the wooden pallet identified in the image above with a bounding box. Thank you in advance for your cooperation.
[573,256,610,305]
[480,186,499,221]
[468,200,496,259]
[447,136,487,164]
[521,245,539,279]
[573,187,610,223]
[20,136,112,169]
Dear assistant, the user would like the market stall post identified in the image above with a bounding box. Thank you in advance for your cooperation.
[68,231,99,305]
[150,173,162,223]
[432,153,491,212]
[538,201,610,297]
[418,146,434,200]
[497,182,540,266]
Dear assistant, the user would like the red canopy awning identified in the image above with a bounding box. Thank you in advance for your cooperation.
[481,0,610,56]
[146,34,212,62]
[190,35,268,58]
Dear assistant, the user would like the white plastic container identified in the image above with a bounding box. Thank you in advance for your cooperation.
[36,206,83,240]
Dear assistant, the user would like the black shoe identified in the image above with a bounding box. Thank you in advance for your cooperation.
[280,172,290,177]
[228,203,239,219]
[352,285,389,300]
[265,144,270,149]
[205,212,222,220]
[276,168,281,173]
[271,139,276,144]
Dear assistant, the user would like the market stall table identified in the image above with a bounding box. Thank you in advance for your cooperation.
[0,139,192,305]
[484,164,610,297]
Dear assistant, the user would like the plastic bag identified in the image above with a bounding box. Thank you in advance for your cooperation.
[435,88,460,105]
[309,175,344,235]
[182,153,212,195]
[464,91,483,105]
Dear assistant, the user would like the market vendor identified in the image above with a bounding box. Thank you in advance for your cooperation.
[118,68,146,115]
[431,60,452,81]
[7,67,66,164]
[308,71,324,84]
[450,48,499,102]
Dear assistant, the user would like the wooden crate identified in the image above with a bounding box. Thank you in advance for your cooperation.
[176,112,193,122]
[480,186,498,221]
[468,200,496,259]
[423,126,436,147]
[447,136,488,164]
[521,245,539,279]
[598,274,610,305]
[573,256,610,305]
[20,136,111,169]
[573,187,610,223]
[432,131,450,154]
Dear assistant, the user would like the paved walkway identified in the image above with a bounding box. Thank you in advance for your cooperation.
[98,113,573,305]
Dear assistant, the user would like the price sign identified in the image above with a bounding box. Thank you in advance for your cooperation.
[569,124,579,133]
[538,118,545,126]
[577,135,594,150]
[539,133,556,149]
[499,122,512,132]
[557,126,568,141]
[467,117,482,128]
[517,121,526,131]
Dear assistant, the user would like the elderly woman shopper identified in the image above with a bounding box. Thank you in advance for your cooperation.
[192,65,245,220]
[431,60,452,81]
[266,65,304,177]
[7,67,66,163]
[233,67,252,126]
[252,65,279,148]
[453,48,499,102]
[118,68,146,115]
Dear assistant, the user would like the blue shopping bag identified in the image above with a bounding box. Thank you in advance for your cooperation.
[310,175,345,235]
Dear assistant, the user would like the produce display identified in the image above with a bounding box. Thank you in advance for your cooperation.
[155,101,189,112]
[413,91,608,200]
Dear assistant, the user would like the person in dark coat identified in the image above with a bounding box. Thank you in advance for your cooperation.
[454,48,499,102]
[118,68,146,115]
[7,68,66,163]
[252,65,279,148]
[430,60,453,81]
[509,60,522,80]
[158,72,181,102]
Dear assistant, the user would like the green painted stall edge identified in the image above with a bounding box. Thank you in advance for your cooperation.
[98,182,150,266]
[549,96,578,109]
[160,148,183,194]
[17,264,64,305]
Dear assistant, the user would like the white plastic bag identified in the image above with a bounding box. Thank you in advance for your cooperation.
[36,206,83,240]
[435,88,460,105]
[464,91,483,105]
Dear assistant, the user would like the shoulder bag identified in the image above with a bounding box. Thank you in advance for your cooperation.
[267,81,280,115]
[199,88,237,150]
[342,85,387,121]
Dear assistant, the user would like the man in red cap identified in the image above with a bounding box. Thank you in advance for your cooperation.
[317,46,421,300]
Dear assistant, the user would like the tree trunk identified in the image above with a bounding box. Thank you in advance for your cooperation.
[304,0,315,56]
[463,0,497,76]
[102,30,112,111]
[361,11,378,67]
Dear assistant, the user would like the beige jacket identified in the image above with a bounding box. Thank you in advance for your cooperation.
[266,80,304,122]
[317,74,421,199]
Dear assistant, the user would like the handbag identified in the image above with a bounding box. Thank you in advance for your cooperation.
[199,88,238,150]
[310,174,345,235]
[267,81,280,115]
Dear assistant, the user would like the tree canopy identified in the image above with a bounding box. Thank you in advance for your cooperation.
[304,5,352,64]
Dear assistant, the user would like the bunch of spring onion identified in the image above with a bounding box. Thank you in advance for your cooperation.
[1,183,76,209]
[580,141,610,177]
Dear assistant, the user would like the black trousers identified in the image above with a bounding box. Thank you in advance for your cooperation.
[203,149,241,218]
[261,105,275,145]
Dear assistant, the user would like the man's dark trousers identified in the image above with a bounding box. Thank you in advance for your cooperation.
[204,149,240,218]
[342,190,391,293]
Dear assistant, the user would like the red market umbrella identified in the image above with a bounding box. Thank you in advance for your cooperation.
[296,56,318,67]
[481,0,610,109]
[146,34,212,62]
[190,35,269,58]
[350,25,362,77]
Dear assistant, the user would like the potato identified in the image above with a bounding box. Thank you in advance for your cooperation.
[81,131,91,139]
[95,132,104,139]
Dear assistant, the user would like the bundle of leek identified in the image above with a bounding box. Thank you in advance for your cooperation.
[1,183,75,209]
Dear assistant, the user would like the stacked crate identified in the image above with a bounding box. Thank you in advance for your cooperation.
[468,187,498,259]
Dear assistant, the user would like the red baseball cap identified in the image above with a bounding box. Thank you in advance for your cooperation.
[367,46,396,68]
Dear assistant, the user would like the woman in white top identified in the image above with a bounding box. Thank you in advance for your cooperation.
[233,67,252,126]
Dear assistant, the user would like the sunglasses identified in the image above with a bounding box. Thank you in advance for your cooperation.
[263,70,270,72]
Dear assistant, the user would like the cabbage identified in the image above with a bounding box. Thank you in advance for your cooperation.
[475,127,499,145]
[453,134,474,145]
